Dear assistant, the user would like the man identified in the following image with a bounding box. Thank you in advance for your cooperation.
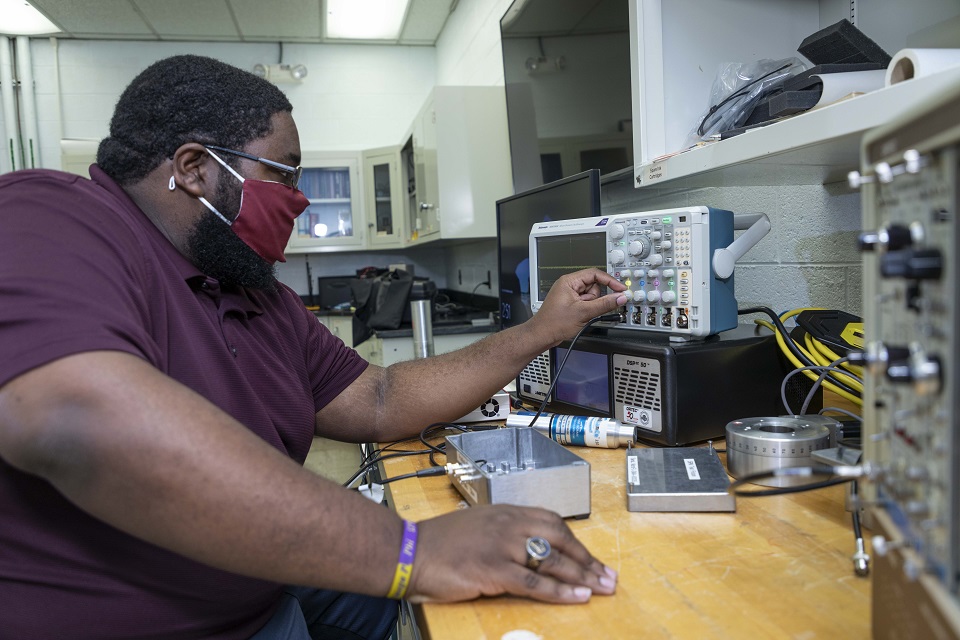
[0,55,626,639]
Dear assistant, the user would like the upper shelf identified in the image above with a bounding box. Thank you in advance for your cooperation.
[630,66,960,193]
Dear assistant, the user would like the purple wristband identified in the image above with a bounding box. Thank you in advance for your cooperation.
[386,520,418,599]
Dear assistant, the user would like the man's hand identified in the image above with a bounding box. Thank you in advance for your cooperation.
[408,504,617,604]
[529,268,627,347]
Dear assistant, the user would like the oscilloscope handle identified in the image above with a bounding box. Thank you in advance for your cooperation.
[711,212,771,280]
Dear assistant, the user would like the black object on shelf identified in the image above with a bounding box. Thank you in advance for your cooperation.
[798,19,892,67]
[742,21,891,128]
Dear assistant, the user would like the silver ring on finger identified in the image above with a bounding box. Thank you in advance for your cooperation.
[525,536,551,570]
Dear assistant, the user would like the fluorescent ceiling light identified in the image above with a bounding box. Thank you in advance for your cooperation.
[0,0,60,35]
[325,0,410,40]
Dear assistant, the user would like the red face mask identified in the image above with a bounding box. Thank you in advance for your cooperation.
[199,150,310,264]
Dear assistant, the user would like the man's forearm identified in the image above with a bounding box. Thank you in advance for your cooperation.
[0,351,404,597]
[379,322,553,435]
[315,269,627,444]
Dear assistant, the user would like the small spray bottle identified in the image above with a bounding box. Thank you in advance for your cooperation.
[506,411,636,448]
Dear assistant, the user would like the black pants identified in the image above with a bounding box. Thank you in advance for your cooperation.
[249,586,398,640]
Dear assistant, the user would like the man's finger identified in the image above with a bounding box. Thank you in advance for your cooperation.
[500,563,593,604]
[531,549,617,596]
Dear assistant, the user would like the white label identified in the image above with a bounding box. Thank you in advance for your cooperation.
[683,458,701,481]
[627,455,640,485]
[644,162,667,184]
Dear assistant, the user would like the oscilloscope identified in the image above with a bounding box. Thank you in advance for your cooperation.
[529,206,770,339]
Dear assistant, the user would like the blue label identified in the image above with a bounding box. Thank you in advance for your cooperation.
[553,415,587,446]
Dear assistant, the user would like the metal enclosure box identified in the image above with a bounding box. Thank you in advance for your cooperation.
[626,446,735,512]
[445,427,591,519]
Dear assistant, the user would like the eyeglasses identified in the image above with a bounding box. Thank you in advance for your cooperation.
[205,145,302,188]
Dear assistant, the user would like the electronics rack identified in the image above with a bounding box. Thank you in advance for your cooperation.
[855,83,960,637]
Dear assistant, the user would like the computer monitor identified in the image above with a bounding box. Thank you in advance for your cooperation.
[496,169,601,330]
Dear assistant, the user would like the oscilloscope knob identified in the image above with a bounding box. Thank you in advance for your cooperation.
[610,224,626,240]
[647,290,661,303]
[628,238,651,258]
[661,290,677,304]
[609,249,625,265]
[649,254,664,267]
[648,230,662,241]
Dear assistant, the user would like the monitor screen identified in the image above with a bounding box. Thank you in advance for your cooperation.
[496,169,601,330]
[553,347,610,413]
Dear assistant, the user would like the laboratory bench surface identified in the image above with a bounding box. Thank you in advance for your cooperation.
[379,441,871,640]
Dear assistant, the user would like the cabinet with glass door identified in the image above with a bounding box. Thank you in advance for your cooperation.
[286,152,364,252]
[361,146,403,248]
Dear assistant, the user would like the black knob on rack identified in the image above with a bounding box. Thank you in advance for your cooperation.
[858,224,913,252]
[880,248,943,280]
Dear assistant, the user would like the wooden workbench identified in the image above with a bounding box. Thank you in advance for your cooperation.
[380,440,871,639]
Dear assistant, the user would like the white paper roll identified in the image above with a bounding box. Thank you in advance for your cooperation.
[885,48,960,86]
[812,69,886,108]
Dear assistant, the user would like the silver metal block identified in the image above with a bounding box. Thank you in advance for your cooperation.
[445,427,591,519]
[626,446,735,512]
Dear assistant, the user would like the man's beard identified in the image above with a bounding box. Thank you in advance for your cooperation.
[187,171,278,292]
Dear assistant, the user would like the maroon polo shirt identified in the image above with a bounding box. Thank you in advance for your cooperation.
[0,166,368,638]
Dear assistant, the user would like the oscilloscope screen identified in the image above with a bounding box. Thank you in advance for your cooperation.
[535,232,607,300]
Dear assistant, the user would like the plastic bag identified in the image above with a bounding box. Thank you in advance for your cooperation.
[350,269,414,331]
[684,57,808,147]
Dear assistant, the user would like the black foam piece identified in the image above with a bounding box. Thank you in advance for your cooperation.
[768,90,822,117]
[798,19,892,66]
[743,93,775,126]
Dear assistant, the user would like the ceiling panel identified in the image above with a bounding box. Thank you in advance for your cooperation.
[134,0,238,40]
[230,0,322,41]
[399,0,455,44]
[26,0,452,44]
[31,0,154,38]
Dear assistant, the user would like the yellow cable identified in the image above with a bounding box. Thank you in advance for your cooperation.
[789,308,863,390]
[810,336,864,378]
[752,317,863,406]
[804,332,863,393]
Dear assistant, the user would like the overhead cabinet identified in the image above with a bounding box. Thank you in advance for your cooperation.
[627,0,960,193]
[362,146,404,249]
[400,86,514,245]
[286,86,512,253]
